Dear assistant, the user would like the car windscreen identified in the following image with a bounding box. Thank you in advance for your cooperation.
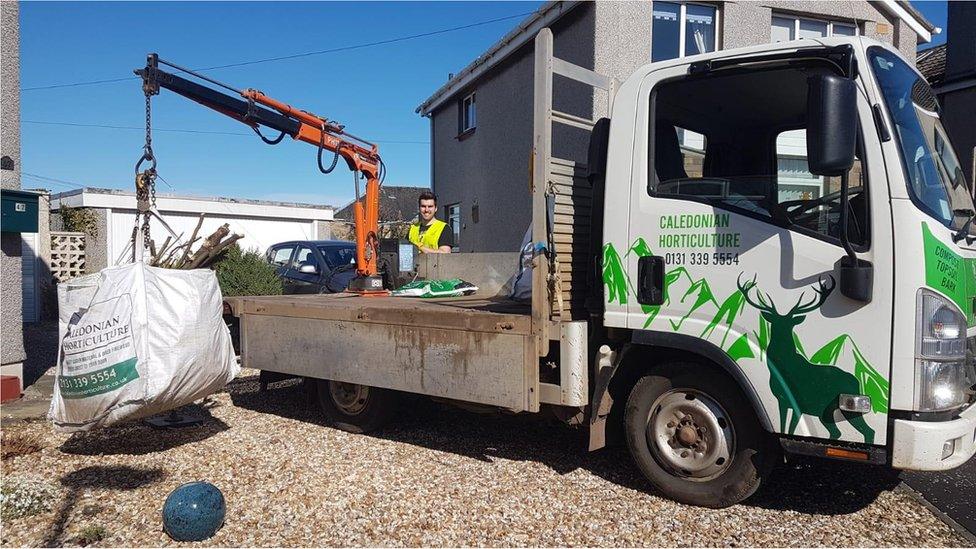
[317,245,356,270]
[869,47,975,235]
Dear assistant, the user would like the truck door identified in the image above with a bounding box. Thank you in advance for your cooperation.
[618,57,895,445]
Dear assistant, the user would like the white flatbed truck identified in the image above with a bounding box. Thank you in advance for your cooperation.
[226,31,976,508]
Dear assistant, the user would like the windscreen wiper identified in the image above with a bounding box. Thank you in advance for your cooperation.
[951,208,975,244]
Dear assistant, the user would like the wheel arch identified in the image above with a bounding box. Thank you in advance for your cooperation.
[589,330,774,451]
[624,330,776,433]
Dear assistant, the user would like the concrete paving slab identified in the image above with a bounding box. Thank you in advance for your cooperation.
[1,372,54,423]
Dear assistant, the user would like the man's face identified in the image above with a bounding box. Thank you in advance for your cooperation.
[419,199,436,224]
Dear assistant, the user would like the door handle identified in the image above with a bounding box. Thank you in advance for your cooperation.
[637,255,665,305]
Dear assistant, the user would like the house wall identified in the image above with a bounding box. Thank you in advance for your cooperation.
[940,89,976,188]
[427,0,926,252]
[430,3,596,252]
[1,1,25,379]
[939,1,976,185]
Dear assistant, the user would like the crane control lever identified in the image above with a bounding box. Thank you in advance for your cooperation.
[135,54,387,294]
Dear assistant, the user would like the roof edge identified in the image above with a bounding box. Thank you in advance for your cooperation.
[416,1,581,116]
[877,0,939,43]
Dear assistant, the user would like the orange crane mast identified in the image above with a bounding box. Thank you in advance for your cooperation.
[135,54,387,294]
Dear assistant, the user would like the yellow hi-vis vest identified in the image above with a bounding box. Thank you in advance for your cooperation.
[409,219,447,251]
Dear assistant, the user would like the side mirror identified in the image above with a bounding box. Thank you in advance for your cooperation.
[807,74,857,176]
[298,264,318,274]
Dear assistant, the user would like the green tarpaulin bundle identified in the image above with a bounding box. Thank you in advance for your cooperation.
[391,278,478,298]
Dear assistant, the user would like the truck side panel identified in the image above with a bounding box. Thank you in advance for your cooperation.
[242,314,535,411]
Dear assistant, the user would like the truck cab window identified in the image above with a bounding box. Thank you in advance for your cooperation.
[650,62,868,248]
[775,130,868,246]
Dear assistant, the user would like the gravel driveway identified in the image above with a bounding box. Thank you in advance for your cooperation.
[1,370,968,547]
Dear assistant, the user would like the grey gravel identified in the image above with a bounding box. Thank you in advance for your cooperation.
[0,370,969,547]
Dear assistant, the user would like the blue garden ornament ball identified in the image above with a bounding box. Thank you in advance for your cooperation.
[162,482,226,541]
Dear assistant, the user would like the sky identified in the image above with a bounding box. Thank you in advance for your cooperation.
[18,1,948,207]
[18,1,543,207]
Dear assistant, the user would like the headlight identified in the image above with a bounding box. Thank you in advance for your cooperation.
[915,290,971,412]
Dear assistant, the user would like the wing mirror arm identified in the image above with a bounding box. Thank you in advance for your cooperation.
[807,73,872,303]
[838,171,872,302]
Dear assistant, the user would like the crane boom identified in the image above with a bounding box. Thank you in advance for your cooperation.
[135,54,386,294]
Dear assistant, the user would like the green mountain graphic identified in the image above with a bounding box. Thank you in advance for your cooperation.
[809,335,890,413]
[601,240,889,415]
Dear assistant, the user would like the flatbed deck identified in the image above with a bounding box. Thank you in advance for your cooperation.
[227,293,538,411]
[225,293,532,335]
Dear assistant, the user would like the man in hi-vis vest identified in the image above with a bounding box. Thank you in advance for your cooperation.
[408,191,455,253]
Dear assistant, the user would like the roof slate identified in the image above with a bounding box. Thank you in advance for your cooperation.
[917,43,947,86]
[334,185,429,222]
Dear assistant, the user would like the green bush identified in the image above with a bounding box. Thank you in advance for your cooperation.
[213,245,282,297]
[75,524,108,546]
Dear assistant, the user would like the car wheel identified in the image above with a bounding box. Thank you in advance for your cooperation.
[624,362,777,508]
[315,379,397,434]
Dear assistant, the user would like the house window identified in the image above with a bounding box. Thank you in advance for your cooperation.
[446,203,461,248]
[771,14,858,43]
[459,93,476,134]
[652,2,718,62]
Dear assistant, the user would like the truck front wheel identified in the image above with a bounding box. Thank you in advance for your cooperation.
[624,363,776,508]
[315,380,397,434]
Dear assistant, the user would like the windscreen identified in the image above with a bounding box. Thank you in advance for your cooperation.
[869,47,976,235]
[317,245,356,270]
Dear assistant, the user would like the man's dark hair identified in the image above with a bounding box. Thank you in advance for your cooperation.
[418,191,437,206]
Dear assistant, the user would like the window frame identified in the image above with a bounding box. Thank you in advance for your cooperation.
[458,92,476,136]
[770,13,859,42]
[651,1,721,62]
[646,67,872,252]
[445,202,461,249]
[268,244,296,267]
[290,244,320,272]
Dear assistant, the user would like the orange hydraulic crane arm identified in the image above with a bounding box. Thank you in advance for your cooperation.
[135,54,386,293]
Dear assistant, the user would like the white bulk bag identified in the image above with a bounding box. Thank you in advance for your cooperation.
[49,262,239,432]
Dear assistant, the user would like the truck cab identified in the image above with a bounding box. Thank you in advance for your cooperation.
[595,35,975,505]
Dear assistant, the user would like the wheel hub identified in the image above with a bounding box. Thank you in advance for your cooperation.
[328,381,369,416]
[646,390,735,481]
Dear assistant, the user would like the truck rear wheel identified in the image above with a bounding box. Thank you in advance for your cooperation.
[315,380,397,434]
[624,362,776,508]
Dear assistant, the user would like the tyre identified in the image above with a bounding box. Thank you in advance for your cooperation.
[315,379,398,434]
[624,362,777,508]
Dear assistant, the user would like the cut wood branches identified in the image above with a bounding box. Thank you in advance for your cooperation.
[146,214,243,270]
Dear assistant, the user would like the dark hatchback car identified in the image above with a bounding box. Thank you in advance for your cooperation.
[266,240,358,294]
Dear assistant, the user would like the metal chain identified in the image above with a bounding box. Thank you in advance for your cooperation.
[139,91,157,250]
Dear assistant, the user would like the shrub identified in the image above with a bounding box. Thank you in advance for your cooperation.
[0,477,59,520]
[213,245,282,297]
[1,429,44,461]
[75,524,108,546]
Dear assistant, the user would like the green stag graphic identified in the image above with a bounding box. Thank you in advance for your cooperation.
[737,274,875,444]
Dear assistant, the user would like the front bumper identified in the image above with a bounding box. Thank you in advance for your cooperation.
[891,403,976,470]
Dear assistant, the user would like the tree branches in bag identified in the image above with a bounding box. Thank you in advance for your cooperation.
[148,213,243,269]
